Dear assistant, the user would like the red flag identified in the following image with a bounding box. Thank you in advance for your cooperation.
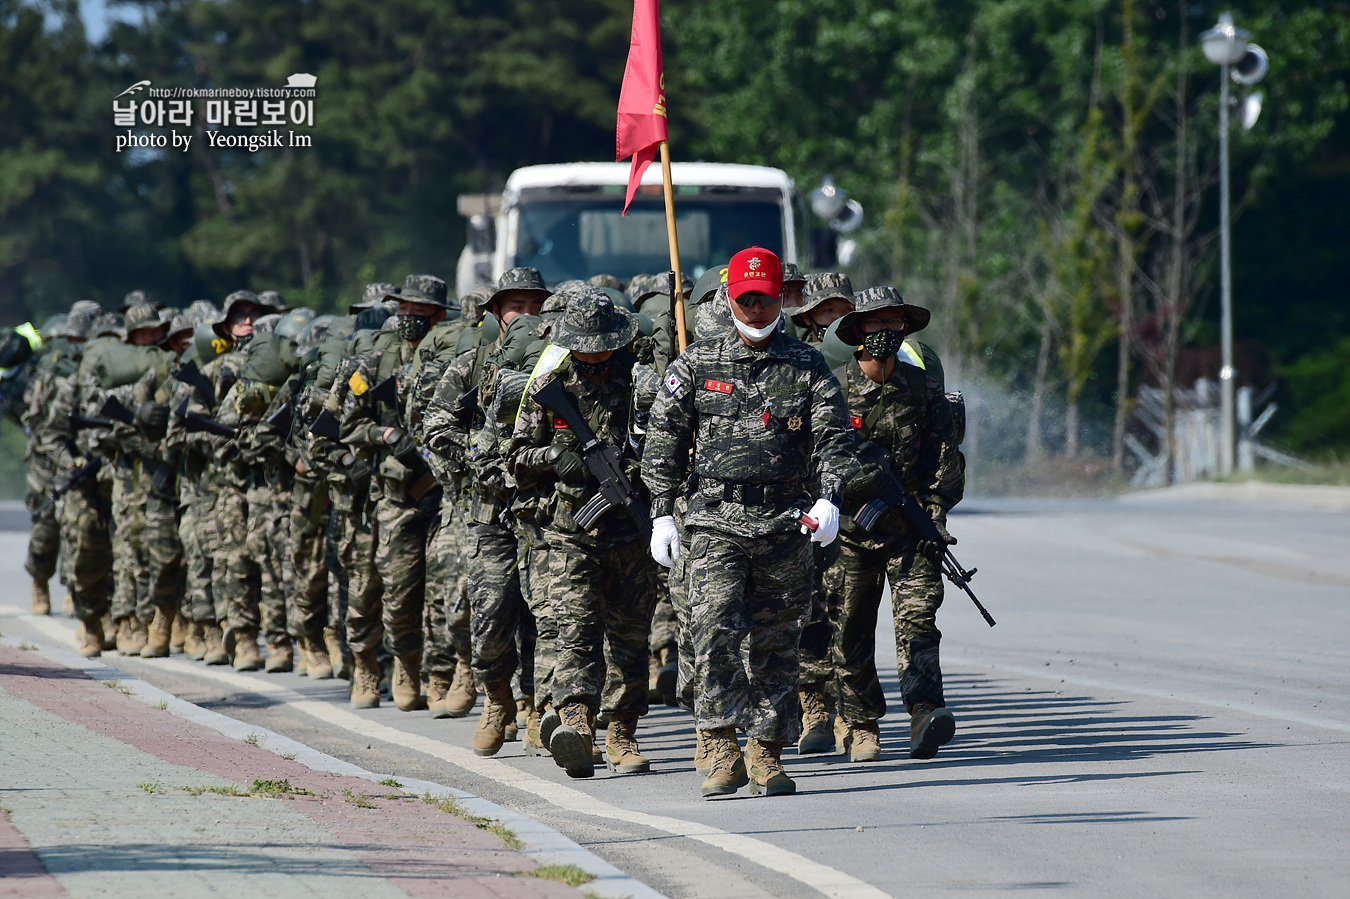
[616,0,667,214]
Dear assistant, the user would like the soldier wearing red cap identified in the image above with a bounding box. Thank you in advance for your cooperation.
[642,246,858,799]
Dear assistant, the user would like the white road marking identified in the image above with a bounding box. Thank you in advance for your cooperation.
[6,607,894,899]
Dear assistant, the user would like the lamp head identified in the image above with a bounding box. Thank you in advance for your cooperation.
[1200,12,1251,67]
[809,175,848,220]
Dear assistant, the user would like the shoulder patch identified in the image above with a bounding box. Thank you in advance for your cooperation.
[348,371,369,396]
[665,373,682,395]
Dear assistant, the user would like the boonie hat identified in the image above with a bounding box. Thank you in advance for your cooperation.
[551,288,639,354]
[835,285,931,344]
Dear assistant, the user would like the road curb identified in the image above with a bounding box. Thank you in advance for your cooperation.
[1120,481,1350,512]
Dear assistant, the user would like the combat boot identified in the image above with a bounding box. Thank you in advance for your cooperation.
[391,654,424,710]
[549,702,595,778]
[141,608,172,658]
[747,738,795,797]
[123,617,148,656]
[524,707,550,757]
[323,626,349,680]
[170,612,187,654]
[834,715,851,755]
[516,695,532,731]
[114,618,131,654]
[909,702,956,760]
[203,624,229,665]
[351,652,381,709]
[539,705,561,750]
[100,614,117,649]
[849,720,882,762]
[63,592,75,618]
[233,628,264,671]
[605,712,650,774]
[446,659,476,717]
[694,727,714,775]
[655,646,678,706]
[77,617,104,658]
[31,580,51,616]
[647,654,663,703]
[426,671,453,719]
[183,622,207,661]
[303,636,333,680]
[473,679,515,757]
[797,684,833,755]
[265,638,294,673]
[700,727,748,799]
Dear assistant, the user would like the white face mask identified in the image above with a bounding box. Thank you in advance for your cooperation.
[726,294,782,342]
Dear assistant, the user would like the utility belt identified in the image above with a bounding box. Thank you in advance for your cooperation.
[698,477,803,507]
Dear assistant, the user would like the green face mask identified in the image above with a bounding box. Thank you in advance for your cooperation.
[861,329,904,361]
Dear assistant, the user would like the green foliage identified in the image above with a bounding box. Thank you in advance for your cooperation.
[1278,337,1350,451]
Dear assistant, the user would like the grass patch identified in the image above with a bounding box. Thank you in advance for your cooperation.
[139,782,161,794]
[249,779,314,797]
[101,679,133,695]
[153,700,168,711]
[243,732,263,747]
[421,792,524,850]
[343,787,377,809]
[184,784,250,797]
[18,641,38,651]
[378,777,402,788]
[280,752,297,761]
[517,864,595,888]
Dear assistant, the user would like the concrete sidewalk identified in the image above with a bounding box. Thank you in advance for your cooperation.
[0,640,608,899]
[1119,480,1350,512]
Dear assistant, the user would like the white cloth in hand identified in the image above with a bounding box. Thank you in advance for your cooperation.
[650,515,682,568]
[801,498,840,546]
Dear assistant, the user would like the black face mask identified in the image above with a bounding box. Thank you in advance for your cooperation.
[861,329,905,361]
[572,356,611,378]
[232,332,253,351]
[396,313,433,343]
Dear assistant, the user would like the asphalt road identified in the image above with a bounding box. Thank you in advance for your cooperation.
[3,496,1348,899]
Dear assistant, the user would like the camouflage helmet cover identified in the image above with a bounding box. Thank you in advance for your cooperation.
[551,288,639,354]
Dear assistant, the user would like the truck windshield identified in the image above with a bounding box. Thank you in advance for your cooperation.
[513,193,785,283]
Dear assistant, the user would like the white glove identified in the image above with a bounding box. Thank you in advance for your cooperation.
[801,498,840,546]
[650,515,682,568]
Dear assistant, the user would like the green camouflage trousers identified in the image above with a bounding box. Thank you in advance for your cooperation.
[109,458,145,622]
[823,536,945,721]
[665,498,696,710]
[648,586,677,654]
[467,520,525,685]
[547,531,656,715]
[796,544,837,685]
[515,518,550,709]
[24,450,59,584]
[686,527,812,744]
[180,484,218,624]
[140,480,183,622]
[57,470,113,622]
[424,493,471,677]
[337,489,383,657]
[214,485,274,636]
[373,494,440,659]
[287,473,329,640]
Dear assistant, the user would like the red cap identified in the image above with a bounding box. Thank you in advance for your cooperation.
[726,247,784,301]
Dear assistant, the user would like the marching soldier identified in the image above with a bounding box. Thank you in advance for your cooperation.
[643,247,858,799]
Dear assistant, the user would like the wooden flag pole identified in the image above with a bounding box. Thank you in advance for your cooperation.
[658,139,688,352]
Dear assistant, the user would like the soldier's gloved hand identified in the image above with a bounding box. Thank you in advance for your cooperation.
[919,516,957,561]
[842,462,887,507]
[650,515,681,568]
[136,401,169,436]
[802,497,840,546]
[545,446,586,483]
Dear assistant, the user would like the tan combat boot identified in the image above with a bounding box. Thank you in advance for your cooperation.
[797,684,833,755]
[78,617,104,658]
[351,652,381,709]
[849,720,882,762]
[303,635,333,680]
[548,702,595,778]
[524,706,550,757]
[648,654,663,703]
[516,695,532,731]
[113,618,131,654]
[747,738,795,796]
[31,580,51,616]
[323,626,349,680]
[472,680,515,757]
[833,715,851,755]
[391,654,424,711]
[655,646,678,706]
[141,608,172,658]
[233,628,264,671]
[700,727,748,798]
[426,671,453,720]
[909,702,956,760]
[123,617,148,656]
[694,727,714,775]
[265,637,294,673]
[183,622,207,661]
[446,659,476,717]
[63,592,75,618]
[170,612,187,654]
[100,614,117,649]
[539,705,561,751]
[605,712,650,775]
[203,624,229,665]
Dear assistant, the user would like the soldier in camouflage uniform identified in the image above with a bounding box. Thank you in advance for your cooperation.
[790,272,854,344]
[423,268,548,756]
[507,290,659,778]
[828,287,965,761]
[339,275,452,711]
[643,247,858,799]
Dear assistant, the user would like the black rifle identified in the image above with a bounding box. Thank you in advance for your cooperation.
[308,408,341,440]
[854,471,996,627]
[173,360,216,409]
[69,412,114,431]
[368,375,398,407]
[181,408,237,439]
[99,395,136,425]
[31,457,103,521]
[103,395,172,491]
[531,377,652,538]
[265,401,293,436]
[454,385,480,430]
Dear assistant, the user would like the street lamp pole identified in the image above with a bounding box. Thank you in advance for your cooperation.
[1218,65,1236,475]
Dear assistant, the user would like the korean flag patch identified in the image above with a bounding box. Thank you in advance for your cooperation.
[665,373,681,395]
